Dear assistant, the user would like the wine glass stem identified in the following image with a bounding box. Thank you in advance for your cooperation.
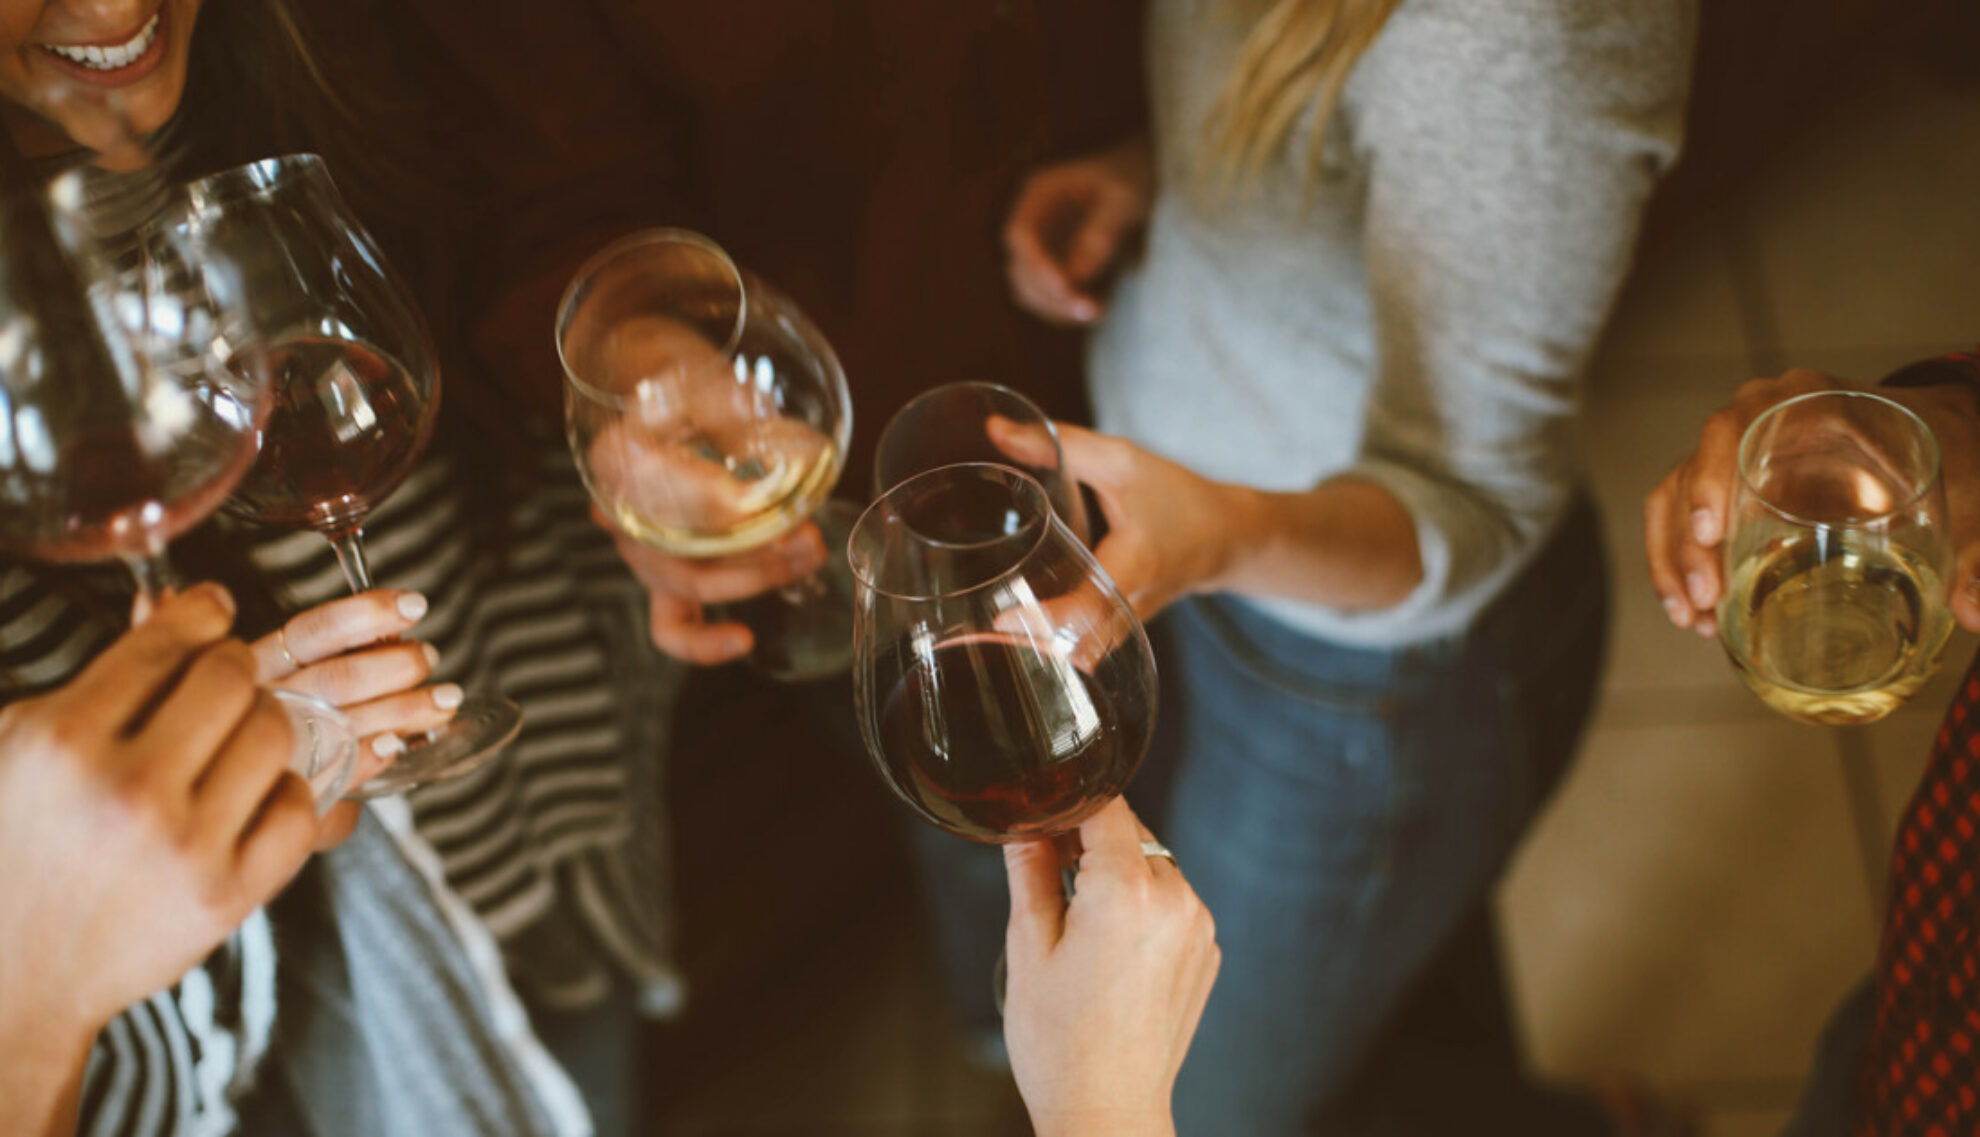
[120,550,178,623]
[329,528,375,593]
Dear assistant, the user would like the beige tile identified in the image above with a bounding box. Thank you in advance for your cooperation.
[1742,67,1980,354]
[1594,206,1752,373]
[1501,715,1877,1087]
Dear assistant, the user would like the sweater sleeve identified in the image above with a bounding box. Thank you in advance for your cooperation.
[1343,0,1696,623]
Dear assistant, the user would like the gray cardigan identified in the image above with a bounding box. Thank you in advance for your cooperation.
[1091,0,1696,646]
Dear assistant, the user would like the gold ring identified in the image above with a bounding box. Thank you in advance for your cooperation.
[1140,840,1176,867]
[277,625,301,671]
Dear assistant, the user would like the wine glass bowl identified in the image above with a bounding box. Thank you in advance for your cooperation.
[873,381,1089,541]
[169,153,522,796]
[848,463,1155,842]
[177,155,437,546]
[559,229,856,681]
[1718,390,1953,725]
[559,229,850,558]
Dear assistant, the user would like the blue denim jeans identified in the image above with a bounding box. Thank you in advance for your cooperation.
[1152,495,1607,1135]
[909,496,1607,1134]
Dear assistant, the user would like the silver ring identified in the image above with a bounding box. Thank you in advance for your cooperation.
[276,625,301,671]
[1140,840,1176,866]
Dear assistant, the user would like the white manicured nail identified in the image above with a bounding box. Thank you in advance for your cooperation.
[432,684,464,710]
[398,592,429,621]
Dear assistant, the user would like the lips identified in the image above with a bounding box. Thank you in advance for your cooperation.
[36,10,165,79]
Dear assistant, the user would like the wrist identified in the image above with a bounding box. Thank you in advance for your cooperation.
[0,1014,97,1133]
[1029,1107,1177,1137]
[1198,481,1274,595]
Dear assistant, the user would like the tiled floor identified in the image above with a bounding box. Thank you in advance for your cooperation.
[641,48,1980,1137]
[1501,51,1980,1133]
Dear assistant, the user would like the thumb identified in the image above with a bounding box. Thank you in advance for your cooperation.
[1005,838,1069,955]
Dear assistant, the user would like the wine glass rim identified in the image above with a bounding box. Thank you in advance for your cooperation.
[178,152,332,206]
[848,461,1056,600]
[553,227,748,409]
[875,380,1065,494]
[1735,388,1942,529]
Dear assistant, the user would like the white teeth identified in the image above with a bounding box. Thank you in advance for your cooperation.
[41,13,159,71]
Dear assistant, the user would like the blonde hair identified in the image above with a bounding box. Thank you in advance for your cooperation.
[1202,0,1402,191]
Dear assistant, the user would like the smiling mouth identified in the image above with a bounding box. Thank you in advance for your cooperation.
[38,13,162,72]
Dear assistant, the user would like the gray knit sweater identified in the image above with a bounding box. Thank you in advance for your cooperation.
[1090,0,1696,646]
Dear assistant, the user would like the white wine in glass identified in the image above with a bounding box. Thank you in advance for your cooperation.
[1718,390,1954,725]
[559,229,854,680]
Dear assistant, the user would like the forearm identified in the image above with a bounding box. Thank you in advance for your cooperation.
[1210,476,1423,612]
[0,1023,95,1137]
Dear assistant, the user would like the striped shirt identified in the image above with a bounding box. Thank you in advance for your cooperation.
[3,441,682,1134]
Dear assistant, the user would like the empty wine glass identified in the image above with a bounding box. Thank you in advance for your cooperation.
[848,463,1155,842]
[1718,389,1953,725]
[558,229,856,681]
[0,168,357,805]
[172,153,524,797]
[874,381,1089,541]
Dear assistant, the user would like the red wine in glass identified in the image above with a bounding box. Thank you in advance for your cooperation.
[31,415,259,565]
[225,334,432,535]
[876,633,1149,841]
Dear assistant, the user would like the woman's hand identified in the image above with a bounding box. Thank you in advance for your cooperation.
[1645,369,1980,637]
[1004,136,1155,327]
[993,419,1245,622]
[252,589,450,844]
[1003,799,1219,1137]
[601,512,827,664]
[0,586,319,1135]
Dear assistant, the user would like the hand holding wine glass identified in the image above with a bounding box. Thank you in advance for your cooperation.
[172,154,524,796]
[0,586,319,1125]
[1003,798,1218,1137]
[1711,389,1954,724]
[1647,369,1980,639]
[560,229,856,680]
[849,463,1156,843]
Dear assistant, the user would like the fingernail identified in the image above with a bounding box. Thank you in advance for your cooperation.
[421,643,440,669]
[372,734,407,758]
[1662,594,1691,626]
[432,684,464,710]
[1696,617,1719,639]
[720,630,753,657]
[1686,571,1714,609]
[397,592,429,622]
[1690,509,1716,545]
[1070,300,1099,323]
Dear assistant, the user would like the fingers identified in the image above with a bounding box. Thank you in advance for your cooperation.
[985,414,1063,470]
[1953,543,1980,633]
[648,590,753,664]
[132,640,263,787]
[1002,176,1103,326]
[341,683,461,740]
[277,642,438,709]
[188,690,297,843]
[1063,188,1139,286]
[1004,837,1069,955]
[230,773,320,911]
[254,590,428,682]
[312,801,363,852]
[611,523,826,606]
[64,584,237,731]
[1643,468,1699,630]
[1075,796,1154,876]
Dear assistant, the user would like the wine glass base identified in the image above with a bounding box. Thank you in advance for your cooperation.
[276,690,359,815]
[348,692,525,799]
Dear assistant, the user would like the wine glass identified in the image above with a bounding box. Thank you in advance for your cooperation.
[172,154,524,797]
[1718,389,1954,725]
[848,463,1155,842]
[874,381,1090,541]
[0,168,358,805]
[558,229,856,681]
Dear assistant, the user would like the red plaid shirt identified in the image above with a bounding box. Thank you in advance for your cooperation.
[1856,649,1980,1136]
